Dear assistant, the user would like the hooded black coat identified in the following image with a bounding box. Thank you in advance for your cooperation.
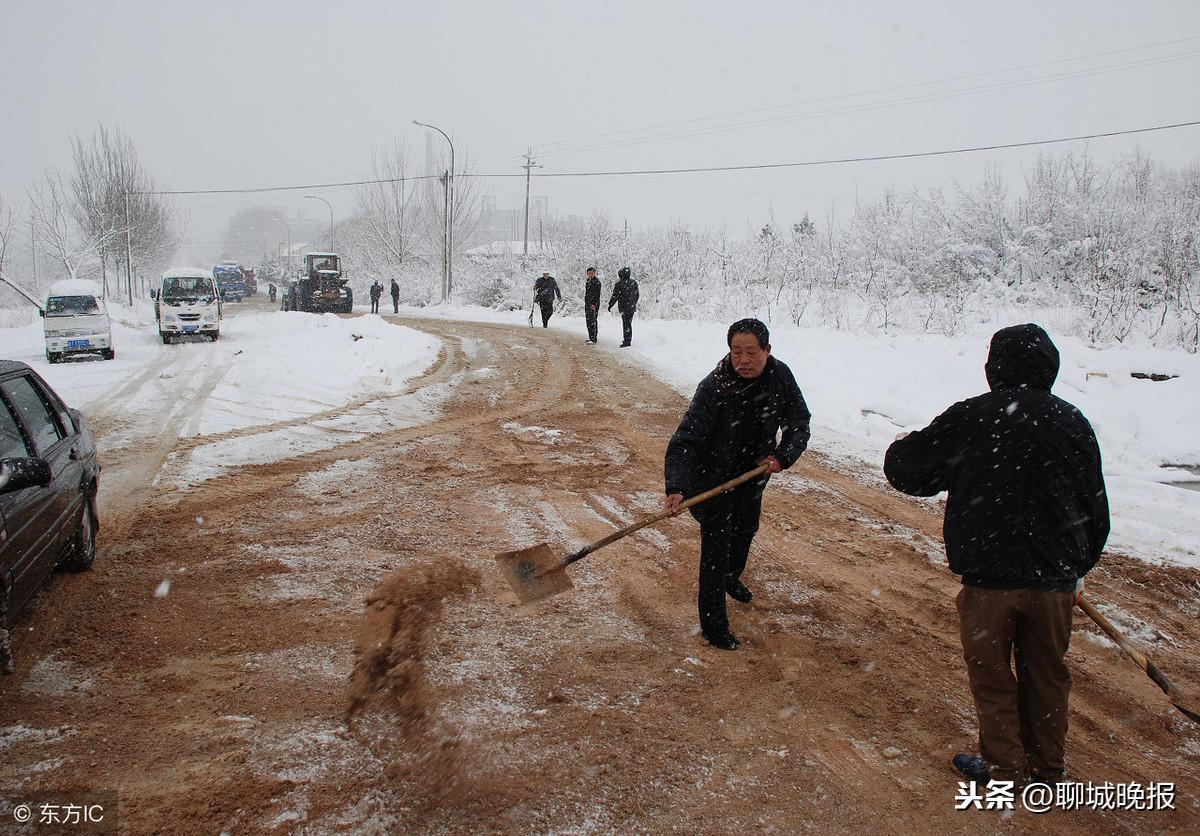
[883,324,1109,590]
[608,276,639,313]
[665,355,811,497]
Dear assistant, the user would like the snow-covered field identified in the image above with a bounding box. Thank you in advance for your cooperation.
[1,299,1196,566]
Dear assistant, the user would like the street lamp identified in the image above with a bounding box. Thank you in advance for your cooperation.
[272,216,292,276]
[304,194,335,250]
[413,120,455,301]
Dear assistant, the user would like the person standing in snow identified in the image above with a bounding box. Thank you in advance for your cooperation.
[390,278,400,313]
[584,267,601,343]
[664,318,811,650]
[607,266,639,347]
[369,280,383,314]
[533,271,562,328]
[883,323,1109,788]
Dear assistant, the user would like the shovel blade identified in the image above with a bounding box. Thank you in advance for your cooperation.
[495,543,573,605]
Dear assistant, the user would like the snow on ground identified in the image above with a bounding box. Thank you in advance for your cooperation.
[399,303,1200,568]
[0,300,440,487]
[1,295,1196,566]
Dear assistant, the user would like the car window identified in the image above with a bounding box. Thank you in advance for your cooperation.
[0,401,30,460]
[1,376,65,455]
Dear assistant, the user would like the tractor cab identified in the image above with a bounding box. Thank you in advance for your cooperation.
[305,252,340,279]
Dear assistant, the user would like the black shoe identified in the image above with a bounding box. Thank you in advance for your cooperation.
[953,754,991,784]
[726,579,753,603]
[703,630,740,650]
[619,342,631,348]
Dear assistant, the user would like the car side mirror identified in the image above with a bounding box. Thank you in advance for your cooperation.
[0,457,52,494]
[38,309,45,318]
[150,289,158,299]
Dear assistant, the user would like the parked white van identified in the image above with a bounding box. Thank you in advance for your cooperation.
[155,268,222,343]
[41,279,114,363]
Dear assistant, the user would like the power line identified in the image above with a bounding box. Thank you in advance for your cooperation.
[470,33,1200,168]
[137,119,1200,196]
[516,51,1200,162]
[471,119,1200,179]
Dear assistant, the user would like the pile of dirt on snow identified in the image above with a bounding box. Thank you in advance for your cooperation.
[346,559,482,792]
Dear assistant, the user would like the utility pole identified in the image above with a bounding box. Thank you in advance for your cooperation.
[124,191,134,305]
[521,148,541,256]
[413,121,454,300]
[30,214,39,284]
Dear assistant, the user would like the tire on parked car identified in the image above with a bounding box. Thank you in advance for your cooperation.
[58,499,96,573]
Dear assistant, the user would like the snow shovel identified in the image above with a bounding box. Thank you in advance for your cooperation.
[1078,595,1200,724]
[496,464,769,605]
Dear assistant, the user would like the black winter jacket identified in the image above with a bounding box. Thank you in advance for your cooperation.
[608,277,639,313]
[884,324,1109,590]
[665,355,811,497]
[534,276,562,303]
[585,276,601,308]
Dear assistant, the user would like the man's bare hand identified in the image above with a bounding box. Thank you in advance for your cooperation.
[761,455,782,474]
[665,493,684,516]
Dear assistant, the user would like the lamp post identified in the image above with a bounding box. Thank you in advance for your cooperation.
[304,194,334,250]
[413,120,454,301]
[273,216,292,276]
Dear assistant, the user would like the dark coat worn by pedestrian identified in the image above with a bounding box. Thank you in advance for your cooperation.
[584,275,601,309]
[607,275,639,313]
[369,282,383,301]
[666,354,811,497]
[884,323,1109,590]
[534,275,562,304]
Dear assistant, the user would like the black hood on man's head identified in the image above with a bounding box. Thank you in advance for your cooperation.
[985,323,1059,391]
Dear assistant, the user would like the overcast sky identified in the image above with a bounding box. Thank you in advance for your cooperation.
[3,0,1200,256]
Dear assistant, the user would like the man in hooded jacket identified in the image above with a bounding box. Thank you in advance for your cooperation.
[607,267,639,347]
[884,323,1109,787]
[665,318,811,650]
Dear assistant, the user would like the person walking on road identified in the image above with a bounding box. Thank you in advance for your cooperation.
[369,281,383,314]
[608,266,639,347]
[534,271,562,328]
[664,318,811,650]
[390,278,400,314]
[883,323,1109,789]
[584,267,601,343]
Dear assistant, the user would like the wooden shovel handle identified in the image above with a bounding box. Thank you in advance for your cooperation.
[1078,595,1181,701]
[562,463,771,568]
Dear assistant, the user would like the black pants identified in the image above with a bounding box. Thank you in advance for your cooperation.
[585,305,598,341]
[619,309,635,345]
[690,480,764,635]
[371,298,380,313]
[538,298,554,327]
[392,296,399,313]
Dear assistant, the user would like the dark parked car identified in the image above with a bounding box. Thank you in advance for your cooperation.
[0,360,100,673]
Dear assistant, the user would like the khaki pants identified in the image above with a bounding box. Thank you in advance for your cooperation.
[956,585,1075,784]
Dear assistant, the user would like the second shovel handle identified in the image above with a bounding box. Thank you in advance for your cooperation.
[562,463,771,567]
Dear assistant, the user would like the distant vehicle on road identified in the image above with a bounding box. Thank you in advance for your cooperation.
[40,279,114,364]
[214,263,246,303]
[281,252,352,313]
[0,360,101,673]
[154,268,222,343]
